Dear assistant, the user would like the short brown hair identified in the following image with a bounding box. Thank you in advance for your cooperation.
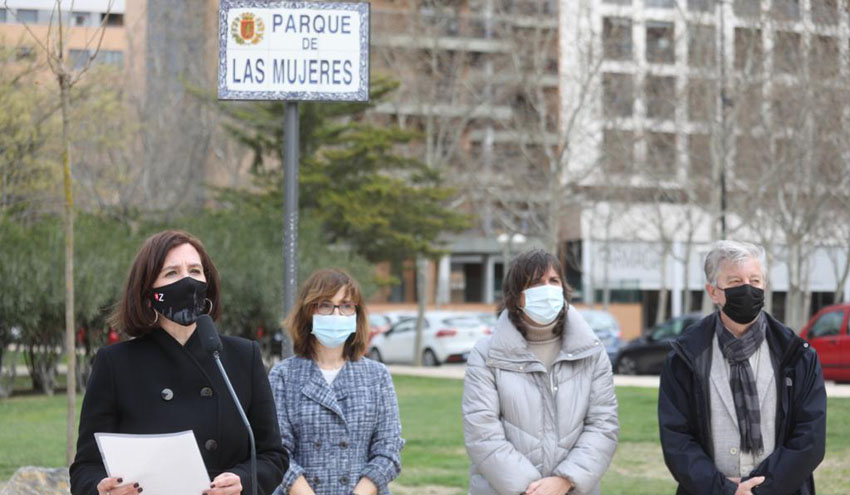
[286,268,369,361]
[110,230,222,337]
[502,249,571,336]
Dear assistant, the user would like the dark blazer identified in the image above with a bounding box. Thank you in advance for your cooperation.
[70,328,287,495]
[658,311,826,495]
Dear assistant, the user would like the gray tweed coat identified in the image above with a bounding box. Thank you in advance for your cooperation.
[269,356,404,495]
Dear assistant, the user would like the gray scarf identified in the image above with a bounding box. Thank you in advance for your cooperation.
[715,313,766,454]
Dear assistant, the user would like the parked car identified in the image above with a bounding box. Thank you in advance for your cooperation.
[577,309,622,363]
[368,311,491,366]
[613,313,703,375]
[368,311,415,342]
[800,303,850,383]
[476,312,496,336]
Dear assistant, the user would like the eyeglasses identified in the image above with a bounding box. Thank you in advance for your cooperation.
[316,301,358,316]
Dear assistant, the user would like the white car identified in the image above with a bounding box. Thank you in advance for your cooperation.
[367,311,491,366]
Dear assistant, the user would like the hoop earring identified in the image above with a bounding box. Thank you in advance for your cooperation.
[204,298,214,315]
[150,310,159,326]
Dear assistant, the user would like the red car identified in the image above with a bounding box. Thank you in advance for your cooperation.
[800,303,850,382]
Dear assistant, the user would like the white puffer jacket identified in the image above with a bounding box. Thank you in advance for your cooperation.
[462,307,619,495]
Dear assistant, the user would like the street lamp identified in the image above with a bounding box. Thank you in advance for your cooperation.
[497,232,527,266]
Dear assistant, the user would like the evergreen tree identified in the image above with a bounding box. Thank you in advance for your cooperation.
[220,75,470,264]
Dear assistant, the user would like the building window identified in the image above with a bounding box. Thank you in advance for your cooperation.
[70,49,124,70]
[98,50,124,67]
[646,21,674,64]
[770,84,797,128]
[687,78,714,122]
[603,17,633,61]
[101,13,124,26]
[736,135,769,181]
[734,28,762,73]
[812,0,838,25]
[603,129,635,174]
[72,12,89,27]
[688,24,715,68]
[603,73,635,118]
[735,82,762,129]
[645,75,676,120]
[70,49,89,69]
[647,132,677,175]
[602,0,632,5]
[688,134,712,184]
[15,9,38,24]
[688,0,715,11]
[810,35,839,80]
[773,32,801,74]
[771,0,800,21]
[646,0,675,7]
[733,0,759,17]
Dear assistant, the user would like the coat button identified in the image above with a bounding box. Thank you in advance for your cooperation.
[567,353,573,358]
[312,476,320,485]
[339,475,349,485]
[314,440,322,450]
[205,439,218,451]
[730,447,737,455]
[339,441,349,449]
[161,388,174,401]
[200,387,214,398]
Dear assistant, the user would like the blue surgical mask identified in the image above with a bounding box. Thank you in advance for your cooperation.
[521,284,565,325]
[311,314,357,348]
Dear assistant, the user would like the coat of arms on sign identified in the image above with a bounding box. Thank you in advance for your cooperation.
[231,12,265,44]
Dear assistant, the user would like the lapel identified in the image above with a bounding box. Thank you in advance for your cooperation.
[710,334,739,427]
[755,339,776,410]
[150,327,218,387]
[299,358,347,424]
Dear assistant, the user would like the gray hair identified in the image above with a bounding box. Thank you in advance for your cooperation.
[704,240,766,285]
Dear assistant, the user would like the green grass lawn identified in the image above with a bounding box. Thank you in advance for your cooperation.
[1,376,849,494]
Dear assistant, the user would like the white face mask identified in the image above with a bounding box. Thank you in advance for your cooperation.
[311,314,357,348]
[521,284,565,325]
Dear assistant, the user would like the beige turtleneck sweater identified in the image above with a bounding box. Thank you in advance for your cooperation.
[522,318,562,370]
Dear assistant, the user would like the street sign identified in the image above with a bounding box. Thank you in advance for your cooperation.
[218,0,370,101]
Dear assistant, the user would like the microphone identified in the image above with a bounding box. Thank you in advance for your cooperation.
[196,315,257,495]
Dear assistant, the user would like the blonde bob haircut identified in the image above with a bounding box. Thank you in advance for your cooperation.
[286,268,369,361]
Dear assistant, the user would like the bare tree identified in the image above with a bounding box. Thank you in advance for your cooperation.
[712,7,850,330]
[480,0,600,255]
[372,1,494,365]
[5,0,117,463]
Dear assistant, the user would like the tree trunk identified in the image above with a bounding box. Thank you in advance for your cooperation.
[763,247,774,314]
[60,73,77,465]
[412,256,428,366]
[833,247,850,303]
[601,240,611,310]
[682,240,693,313]
[656,245,670,325]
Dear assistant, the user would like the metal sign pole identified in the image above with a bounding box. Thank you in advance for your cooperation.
[281,101,299,358]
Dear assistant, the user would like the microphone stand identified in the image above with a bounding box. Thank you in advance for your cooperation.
[212,350,257,495]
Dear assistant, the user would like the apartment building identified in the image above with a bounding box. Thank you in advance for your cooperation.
[0,0,128,70]
[560,0,850,325]
[369,0,560,304]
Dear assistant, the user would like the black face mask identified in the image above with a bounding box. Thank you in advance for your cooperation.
[721,284,764,324]
[150,276,208,326]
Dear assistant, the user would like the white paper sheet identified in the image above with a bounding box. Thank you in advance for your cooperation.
[95,430,211,495]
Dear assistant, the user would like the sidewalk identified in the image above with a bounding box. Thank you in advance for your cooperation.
[387,364,850,398]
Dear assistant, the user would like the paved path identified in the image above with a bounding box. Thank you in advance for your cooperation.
[387,364,850,398]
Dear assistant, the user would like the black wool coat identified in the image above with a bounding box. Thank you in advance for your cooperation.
[70,328,287,495]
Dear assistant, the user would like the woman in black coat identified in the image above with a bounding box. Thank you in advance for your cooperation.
[70,230,287,495]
